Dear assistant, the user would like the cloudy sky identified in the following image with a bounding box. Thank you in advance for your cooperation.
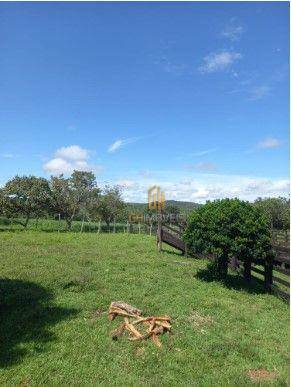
[0,2,289,202]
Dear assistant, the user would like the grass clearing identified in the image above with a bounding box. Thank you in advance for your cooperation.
[0,231,289,385]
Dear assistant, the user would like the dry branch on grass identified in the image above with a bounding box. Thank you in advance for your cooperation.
[108,301,171,348]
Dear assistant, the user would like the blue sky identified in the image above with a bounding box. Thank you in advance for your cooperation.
[0,2,289,202]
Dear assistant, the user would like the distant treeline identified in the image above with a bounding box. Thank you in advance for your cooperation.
[0,171,289,232]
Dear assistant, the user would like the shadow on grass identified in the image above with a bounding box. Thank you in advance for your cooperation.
[196,267,266,295]
[0,278,79,368]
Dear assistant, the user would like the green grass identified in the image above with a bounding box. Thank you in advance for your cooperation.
[0,231,289,385]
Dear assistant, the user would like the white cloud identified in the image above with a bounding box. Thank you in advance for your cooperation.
[43,145,102,175]
[108,138,137,153]
[249,85,270,100]
[43,157,74,175]
[55,145,88,161]
[110,171,289,203]
[221,20,246,41]
[199,51,242,73]
[257,137,281,149]
[108,140,123,153]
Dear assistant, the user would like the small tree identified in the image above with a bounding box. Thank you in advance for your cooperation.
[96,185,125,229]
[0,175,51,228]
[184,198,272,279]
[50,171,100,230]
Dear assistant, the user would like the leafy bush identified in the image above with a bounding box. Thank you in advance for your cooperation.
[184,198,273,278]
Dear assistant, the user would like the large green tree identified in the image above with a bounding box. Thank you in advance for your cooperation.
[50,171,100,230]
[184,198,273,278]
[0,175,51,228]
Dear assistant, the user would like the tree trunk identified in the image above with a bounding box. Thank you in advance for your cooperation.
[66,218,72,231]
[243,258,251,282]
[230,256,239,271]
[23,215,30,229]
[217,255,228,278]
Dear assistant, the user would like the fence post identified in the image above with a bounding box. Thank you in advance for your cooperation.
[157,218,162,252]
[98,220,101,234]
[58,213,61,233]
[243,258,251,282]
[127,221,130,234]
[113,219,116,233]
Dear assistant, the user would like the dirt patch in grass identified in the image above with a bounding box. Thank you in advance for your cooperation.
[87,308,106,325]
[188,312,214,330]
[91,308,106,318]
[135,347,145,357]
[246,369,277,382]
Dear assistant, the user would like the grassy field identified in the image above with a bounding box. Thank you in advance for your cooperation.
[0,231,289,385]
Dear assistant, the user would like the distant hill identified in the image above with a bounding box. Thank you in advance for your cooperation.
[126,200,199,214]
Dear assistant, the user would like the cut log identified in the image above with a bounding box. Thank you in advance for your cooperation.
[108,301,171,347]
[109,301,142,316]
[129,331,153,341]
[152,333,162,348]
[108,313,117,321]
[125,322,143,338]
[155,320,171,330]
[109,307,137,318]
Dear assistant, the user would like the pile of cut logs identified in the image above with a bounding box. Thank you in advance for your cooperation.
[108,301,171,348]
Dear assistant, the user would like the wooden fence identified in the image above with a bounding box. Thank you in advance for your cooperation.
[230,248,289,301]
[157,222,290,301]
